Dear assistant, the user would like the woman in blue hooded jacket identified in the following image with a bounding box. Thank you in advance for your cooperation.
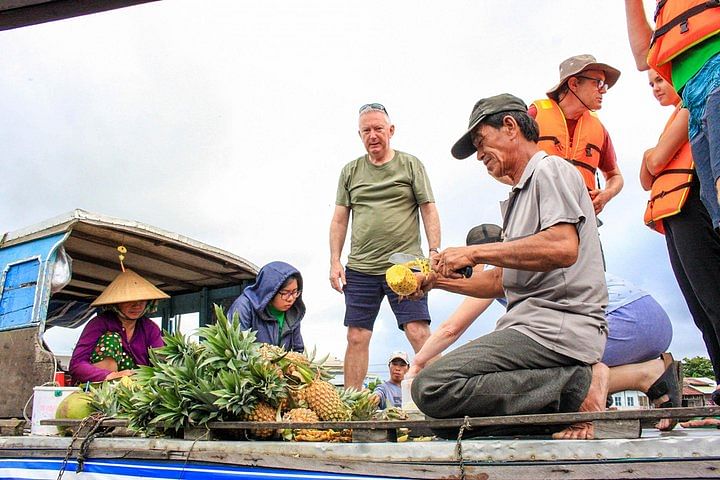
[227,261,305,352]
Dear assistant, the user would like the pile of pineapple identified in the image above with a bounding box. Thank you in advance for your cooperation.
[86,305,393,441]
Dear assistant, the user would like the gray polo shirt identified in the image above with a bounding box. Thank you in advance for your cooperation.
[497,151,608,364]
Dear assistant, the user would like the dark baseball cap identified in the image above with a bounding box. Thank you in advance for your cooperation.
[451,93,528,160]
[466,224,503,246]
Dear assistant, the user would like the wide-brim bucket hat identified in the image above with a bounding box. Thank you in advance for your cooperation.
[91,269,170,307]
[546,54,621,101]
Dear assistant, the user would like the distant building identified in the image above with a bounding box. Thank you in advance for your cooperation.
[685,377,717,406]
[611,391,649,409]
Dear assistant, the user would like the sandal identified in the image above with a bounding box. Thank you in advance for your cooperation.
[646,352,683,431]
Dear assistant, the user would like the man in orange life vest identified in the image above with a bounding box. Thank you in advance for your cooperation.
[529,55,624,216]
[625,0,720,233]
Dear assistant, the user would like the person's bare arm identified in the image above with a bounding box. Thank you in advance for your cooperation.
[625,0,653,70]
[438,223,579,276]
[645,108,690,176]
[590,167,624,214]
[329,205,350,293]
[418,264,504,300]
[409,295,494,376]
[419,202,441,254]
[640,152,656,191]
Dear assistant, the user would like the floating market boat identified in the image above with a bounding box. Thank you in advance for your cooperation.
[1,210,720,480]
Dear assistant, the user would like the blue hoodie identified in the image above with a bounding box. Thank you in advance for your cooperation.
[227,261,305,352]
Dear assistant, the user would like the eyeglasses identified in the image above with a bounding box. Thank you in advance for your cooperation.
[575,75,608,91]
[278,289,302,300]
[359,103,388,115]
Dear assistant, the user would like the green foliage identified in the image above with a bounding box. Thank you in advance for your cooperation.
[340,387,379,421]
[69,303,345,437]
[79,303,335,437]
[682,356,715,379]
[366,377,382,392]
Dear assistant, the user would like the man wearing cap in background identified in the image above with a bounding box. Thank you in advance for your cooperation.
[409,94,610,440]
[530,54,624,215]
[373,351,410,409]
[329,103,441,390]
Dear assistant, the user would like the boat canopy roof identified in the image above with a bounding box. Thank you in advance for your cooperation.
[1,209,258,302]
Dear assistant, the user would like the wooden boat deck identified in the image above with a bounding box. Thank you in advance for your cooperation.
[3,406,715,479]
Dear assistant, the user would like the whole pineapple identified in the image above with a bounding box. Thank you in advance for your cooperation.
[287,385,308,409]
[304,380,350,421]
[385,264,418,296]
[244,401,278,439]
[282,407,324,441]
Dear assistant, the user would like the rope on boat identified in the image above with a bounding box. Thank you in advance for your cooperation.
[55,412,109,480]
[454,416,471,480]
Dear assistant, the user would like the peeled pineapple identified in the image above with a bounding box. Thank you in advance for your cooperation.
[385,264,418,296]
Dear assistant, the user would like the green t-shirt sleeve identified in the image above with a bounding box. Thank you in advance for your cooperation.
[410,158,435,205]
[335,161,354,207]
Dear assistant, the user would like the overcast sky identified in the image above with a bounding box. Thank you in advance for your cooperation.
[1,0,706,378]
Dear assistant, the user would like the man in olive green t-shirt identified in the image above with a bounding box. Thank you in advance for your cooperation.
[329,103,441,389]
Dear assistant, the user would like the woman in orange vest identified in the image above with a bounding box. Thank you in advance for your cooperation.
[626,0,720,232]
[642,68,720,409]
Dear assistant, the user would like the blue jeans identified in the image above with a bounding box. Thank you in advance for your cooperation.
[683,53,720,229]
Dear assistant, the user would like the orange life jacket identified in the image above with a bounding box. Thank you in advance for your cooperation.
[532,98,604,190]
[644,104,695,234]
[647,0,720,84]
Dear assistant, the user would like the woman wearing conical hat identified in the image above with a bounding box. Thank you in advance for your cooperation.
[69,269,169,383]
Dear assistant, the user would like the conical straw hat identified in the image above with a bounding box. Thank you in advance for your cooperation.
[91,269,170,307]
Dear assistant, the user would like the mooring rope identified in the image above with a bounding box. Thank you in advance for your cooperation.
[454,416,472,480]
[56,412,108,480]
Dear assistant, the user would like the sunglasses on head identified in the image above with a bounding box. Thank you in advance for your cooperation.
[359,103,388,115]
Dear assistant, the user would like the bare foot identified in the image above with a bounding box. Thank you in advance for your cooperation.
[552,363,609,440]
[680,418,720,428]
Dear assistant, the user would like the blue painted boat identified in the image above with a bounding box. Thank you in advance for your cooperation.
[2,211,720,480]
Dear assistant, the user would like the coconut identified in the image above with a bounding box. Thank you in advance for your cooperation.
[55,391,95,436]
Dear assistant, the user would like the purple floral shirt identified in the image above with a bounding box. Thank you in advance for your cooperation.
[68,311,164,383]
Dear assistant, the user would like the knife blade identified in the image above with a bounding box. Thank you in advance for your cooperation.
[388,253,473,278]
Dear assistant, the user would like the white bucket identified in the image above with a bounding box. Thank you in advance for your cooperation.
[30,386,79,435]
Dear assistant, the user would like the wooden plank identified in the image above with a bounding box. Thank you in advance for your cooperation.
[45,405,720,430]
[593,419,640,439]
[8,439,720,479]
[0,419,26,436]
[183,427,214,441]
[352,428,397,443]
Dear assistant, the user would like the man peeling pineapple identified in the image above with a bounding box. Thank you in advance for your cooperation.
[390,94,683,440]
[399,94,610,440]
